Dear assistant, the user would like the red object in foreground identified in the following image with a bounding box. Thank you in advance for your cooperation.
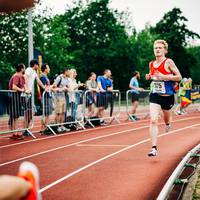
[0,0,36,13]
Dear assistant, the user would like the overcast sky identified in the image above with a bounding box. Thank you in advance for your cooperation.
[38,0,200,44]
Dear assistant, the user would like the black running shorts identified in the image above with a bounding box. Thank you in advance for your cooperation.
[131,93,139,102]
[149,93,174,110]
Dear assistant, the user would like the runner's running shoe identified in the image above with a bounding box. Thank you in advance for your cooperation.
[148,148,158,157]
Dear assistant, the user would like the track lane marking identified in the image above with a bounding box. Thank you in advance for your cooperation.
[76,144,130,147]
[0,120,148,148]
[0,116,200,167]
[0,115,197,149]
[0,125,149,167]
[40,123,200,193]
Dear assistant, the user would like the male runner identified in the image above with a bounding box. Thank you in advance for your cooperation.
[145,39,182,156]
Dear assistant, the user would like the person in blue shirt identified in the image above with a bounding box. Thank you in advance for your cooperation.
[96,69,113,122]
[129,71,144,120]
[40,64,53,133]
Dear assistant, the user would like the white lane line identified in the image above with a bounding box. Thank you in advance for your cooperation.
[0,125,149,167]
[0,115,197,149]
[77,144,130,147]
[0,116,199,167]
[40,123,200,193]
[0,120,142,149]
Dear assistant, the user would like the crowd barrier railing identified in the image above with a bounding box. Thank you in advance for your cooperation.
[42,90,85,135]
[0,90,35,138]
[157,143,200,200]
[193,85,200,90]
[126,90,150,120]
[2,88,199,138]
[84,90,121,127]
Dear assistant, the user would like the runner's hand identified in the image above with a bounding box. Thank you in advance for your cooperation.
[145,74,151,80]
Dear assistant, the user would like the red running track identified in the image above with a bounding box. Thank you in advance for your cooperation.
[0,113,200,200]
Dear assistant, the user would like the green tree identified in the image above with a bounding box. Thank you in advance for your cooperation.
[130,26,158,87]
[0,7,72,85]
[0,11,28,66]
[151,8,200,78]
[63,0,137,90]
[187,46,200,84]
[0,60,15,89]
[0,11,28,88]
[34,13,72,77]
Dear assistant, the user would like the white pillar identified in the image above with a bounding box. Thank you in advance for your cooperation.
[28,8,34,63]
[28,8,35,111]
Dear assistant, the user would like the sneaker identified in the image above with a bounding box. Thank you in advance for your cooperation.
[182,109,187,114]
[57,127,62,133]
[134,116,140,121]
[174,110,181,115]
[22,130,30,136]
[148,148,158,157]
[165,124,171,132]
[10,134,24,140]
[130,115,140,121]
[65,127,71,132]
[100,120,107,126]
[61,126,70,132]
[128,115,136,121]
[18,161,42,200]
[41,128,52,135]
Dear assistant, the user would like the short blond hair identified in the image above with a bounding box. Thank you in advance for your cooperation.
[68,68,77,78]
[154,39,168,51]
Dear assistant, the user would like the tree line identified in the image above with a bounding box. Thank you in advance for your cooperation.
[0,0,200,90]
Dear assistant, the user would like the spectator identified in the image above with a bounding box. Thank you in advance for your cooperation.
[8,63,26,140]
[25,59,45,93]
[96,69,113,124]
[183,77,193,113]
[68,69,84,121]
[129,71,144,120]
[53,68,69,133]
[85,72,99,117]
[176,78,191,115]
[24,59,46,135]
[40,64,53,133]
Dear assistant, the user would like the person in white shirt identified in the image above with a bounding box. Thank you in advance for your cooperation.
[25,59,45,92]
[24,59,45,134]
[68,69,84,120]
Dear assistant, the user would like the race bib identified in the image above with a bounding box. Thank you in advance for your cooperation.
[151,81,166,93]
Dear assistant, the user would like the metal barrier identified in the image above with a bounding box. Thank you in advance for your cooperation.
[84,90,121,127]
[0,90,35,138]
[126,90,150,120]
[42,90,85,135]
[194,85,200,90]
[157,143,200,200]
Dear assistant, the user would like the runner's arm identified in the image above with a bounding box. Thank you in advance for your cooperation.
[145,64,151,80]
[160,59,182,81]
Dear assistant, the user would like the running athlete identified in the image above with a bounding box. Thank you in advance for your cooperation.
[145,40,182,157]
